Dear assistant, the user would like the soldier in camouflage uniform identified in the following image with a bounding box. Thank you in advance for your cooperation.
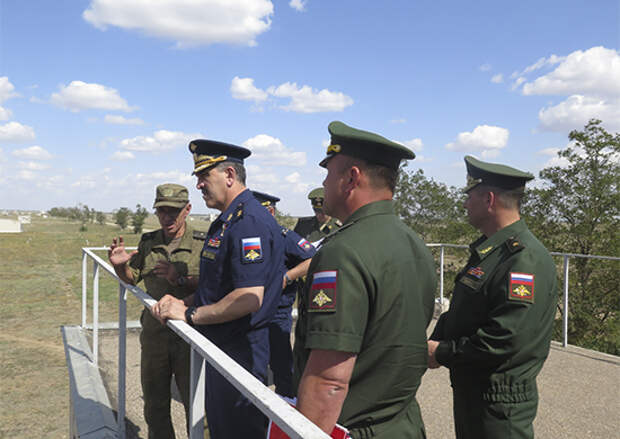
[428,156,558,439]
[293,187,341,243]
[108,183,205,439]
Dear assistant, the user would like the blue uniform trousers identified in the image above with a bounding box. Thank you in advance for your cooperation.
[205,326,270,439]
[268,305,294,397]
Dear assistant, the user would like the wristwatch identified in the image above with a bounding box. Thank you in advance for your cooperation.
[176,276,187,287]
[185,306,197,326]
[284,273,294,286]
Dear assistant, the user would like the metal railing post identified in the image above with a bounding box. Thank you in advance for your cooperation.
[189,348,206,439]
[81,251,87,328]
[93,262,100,366]
[439,245,445,305]
[118,284,127,439]
[562,255,570,347]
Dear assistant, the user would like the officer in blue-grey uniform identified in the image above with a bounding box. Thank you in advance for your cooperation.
[252,190,316,397]
[154,140,286,439]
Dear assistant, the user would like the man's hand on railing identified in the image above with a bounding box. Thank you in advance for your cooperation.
[152,294,187,325]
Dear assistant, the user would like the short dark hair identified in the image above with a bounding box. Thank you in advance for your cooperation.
[340,156,398,192]
[480,184,524,210]
[216,161,246,185]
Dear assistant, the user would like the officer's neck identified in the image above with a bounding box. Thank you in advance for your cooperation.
[480,210,521,238]
[219,183,247,213]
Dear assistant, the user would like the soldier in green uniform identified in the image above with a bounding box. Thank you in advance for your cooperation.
[293,187,341,243]
[108,183,205,439]
[292,121,437,438]
[428,156,558,439]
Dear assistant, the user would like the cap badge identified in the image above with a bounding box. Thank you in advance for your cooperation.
[327,144,341,154]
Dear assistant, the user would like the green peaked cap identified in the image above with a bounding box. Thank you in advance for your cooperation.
[319,121,415,169]
[464,155,534,192]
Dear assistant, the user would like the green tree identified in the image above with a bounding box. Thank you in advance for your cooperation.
[523,119,620,354]
[131,204,149,234]
[394,164,474,243]
[96,211,106,225]
[115,207,131,231]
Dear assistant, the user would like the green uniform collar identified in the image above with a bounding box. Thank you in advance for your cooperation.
[343,199,394,225]
[470,219,527,259]
[151,223,194,251]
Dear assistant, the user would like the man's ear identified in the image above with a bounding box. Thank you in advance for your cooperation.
[225,166,236,187]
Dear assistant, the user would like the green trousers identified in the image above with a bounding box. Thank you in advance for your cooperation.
[140,312,191,439]
[453,387,538,439]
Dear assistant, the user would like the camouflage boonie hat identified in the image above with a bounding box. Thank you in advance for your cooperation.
[308,187,324,209]
[464,155,534,192]
[153,183,189,209]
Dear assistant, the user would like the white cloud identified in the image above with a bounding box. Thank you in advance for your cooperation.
[285,172,301,183]
[0,122,36,143]
[267,82,353,113]
[110,151,135,161]
[16,170,36,181]
[399,138,423,152]
[12,145,53,160]
[479,63,491,72]
[18,161,51,171]
[104,114,144,125]
[231,77,268,102]
[0,77,19,104]
[521,47,620,97]
[538,95,620,132]
[120,129,202,153]
[284,171,311,193]
[0,107,12,121]
[390,118,407,124]
[491,74,503,84]
[51,81,137,112]
[511,77,526,91]
[446,125,509,157]
[243,134,306,166]
[83,0,273,48]
[289,0,307,12]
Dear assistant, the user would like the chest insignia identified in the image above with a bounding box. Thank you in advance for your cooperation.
[308,270,337,312]
[241,237,263,263]
[479,246,493,255]
[297,237,313,251]
[466,266,484,279]
[509,272,534,303]
[207,237,221,248]
[201,249,216,260]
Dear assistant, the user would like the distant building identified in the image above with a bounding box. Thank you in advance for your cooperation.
[0,218,21,233]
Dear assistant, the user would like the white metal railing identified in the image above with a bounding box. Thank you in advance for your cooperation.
[80,247,330,439]
[427,243,620,347]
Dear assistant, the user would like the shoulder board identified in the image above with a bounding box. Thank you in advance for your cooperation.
[193,230,207,240]
[334,219,343,227]
[142,230,157,240]
[505,237,525,253]
[281,228,289,236]
[320,221,355,246]
[231,203,244,222]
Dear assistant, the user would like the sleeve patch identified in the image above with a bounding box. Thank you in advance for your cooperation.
[297,237,313,251]
[509,272,534,303]
[308,270,337,312]
[241,237,263,263]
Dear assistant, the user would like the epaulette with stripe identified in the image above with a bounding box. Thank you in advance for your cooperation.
[505,236,525,253]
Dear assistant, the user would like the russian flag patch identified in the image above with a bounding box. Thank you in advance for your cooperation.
[241,237,263,263]
[297,237,312,251]
[509,272,534,303]
[309,270,337,312]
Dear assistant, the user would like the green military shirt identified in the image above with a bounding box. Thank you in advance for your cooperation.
[129,224,206,333]
[294,216,341,243]
[293,200,436,438]
[431,219,558,402]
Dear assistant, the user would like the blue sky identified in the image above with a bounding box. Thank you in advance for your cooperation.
[1,0,618,216]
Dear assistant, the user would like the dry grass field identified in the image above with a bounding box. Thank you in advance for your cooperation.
[0,215,209,438]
